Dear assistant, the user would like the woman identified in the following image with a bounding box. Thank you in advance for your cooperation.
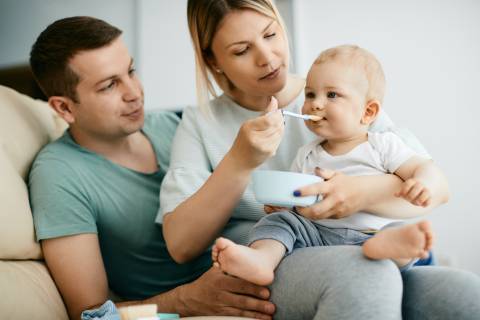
[159,0,480,319]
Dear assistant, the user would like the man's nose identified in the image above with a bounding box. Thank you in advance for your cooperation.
[123,78,142,101]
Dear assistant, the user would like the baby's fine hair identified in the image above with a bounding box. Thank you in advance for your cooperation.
[314,45,386,103]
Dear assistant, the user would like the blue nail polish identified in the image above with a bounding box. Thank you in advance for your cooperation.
[293,190,301,197]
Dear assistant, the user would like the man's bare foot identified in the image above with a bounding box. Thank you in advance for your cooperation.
[362,220,434,266]
[212,237,283,286]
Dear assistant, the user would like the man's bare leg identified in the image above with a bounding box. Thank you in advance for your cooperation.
[363,220,434,267]
[212,237,286,285]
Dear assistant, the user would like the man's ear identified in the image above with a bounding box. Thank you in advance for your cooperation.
[48,96,76,124]
[361,100,380,125]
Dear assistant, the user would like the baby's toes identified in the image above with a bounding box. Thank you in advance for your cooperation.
[419,250,430,260]
[425,233,435,250]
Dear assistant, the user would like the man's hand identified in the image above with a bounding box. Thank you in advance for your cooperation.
[178,266,275,319]
[395,178,432,207]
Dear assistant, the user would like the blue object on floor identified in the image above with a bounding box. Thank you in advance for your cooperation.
[81,300,120,320]
[158,313,180,319]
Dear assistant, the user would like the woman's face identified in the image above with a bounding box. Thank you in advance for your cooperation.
[210,9,289,97]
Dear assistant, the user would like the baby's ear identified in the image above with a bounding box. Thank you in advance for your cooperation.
[361,100,380,125]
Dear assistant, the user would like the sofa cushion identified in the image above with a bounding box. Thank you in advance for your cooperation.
[0,260,68,319]
[0,85,67,259]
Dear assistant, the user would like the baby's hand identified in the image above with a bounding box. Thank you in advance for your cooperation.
[264,205,290,214]
[395,178,431,207]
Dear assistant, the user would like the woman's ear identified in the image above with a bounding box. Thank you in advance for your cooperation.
[361,100,380,125]
[205,53,223,74]
[48,96,76,124]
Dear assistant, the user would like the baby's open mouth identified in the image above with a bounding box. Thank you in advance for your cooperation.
[307,115,324,122]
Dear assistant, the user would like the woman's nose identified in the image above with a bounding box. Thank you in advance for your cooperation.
[256,43,274,68]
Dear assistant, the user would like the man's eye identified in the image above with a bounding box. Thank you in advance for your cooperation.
[100,81,116,92]
[327,91,337,99]
[305,92,315,99]
[129,68,136,75]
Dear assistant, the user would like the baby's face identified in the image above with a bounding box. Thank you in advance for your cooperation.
[302,59,369,140]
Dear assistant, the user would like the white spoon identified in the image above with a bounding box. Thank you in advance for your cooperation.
[282,110,322,121]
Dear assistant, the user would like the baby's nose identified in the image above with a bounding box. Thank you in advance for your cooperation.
[312,101,324,110]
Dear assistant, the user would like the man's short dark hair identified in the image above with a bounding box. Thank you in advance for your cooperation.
[30,16,122,102]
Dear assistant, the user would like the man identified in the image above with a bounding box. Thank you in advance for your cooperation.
[29,16,275,320]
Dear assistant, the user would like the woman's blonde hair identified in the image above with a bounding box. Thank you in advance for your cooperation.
[314,45,386,104]
[187,0,288,114]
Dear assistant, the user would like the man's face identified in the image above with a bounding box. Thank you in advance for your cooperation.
[68,37,144,141]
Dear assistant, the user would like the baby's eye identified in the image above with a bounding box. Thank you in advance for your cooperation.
[327,91,337,99]
[305,91,315,99]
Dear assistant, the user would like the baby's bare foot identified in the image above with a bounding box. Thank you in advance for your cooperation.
[212,237,277,286]
[363,221,434,263]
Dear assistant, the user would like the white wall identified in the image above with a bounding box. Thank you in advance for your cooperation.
[0,0,137,68]
[292,0,480,274]
[136,0,196,110]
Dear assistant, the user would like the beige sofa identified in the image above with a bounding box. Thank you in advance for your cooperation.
[0,85,251,320]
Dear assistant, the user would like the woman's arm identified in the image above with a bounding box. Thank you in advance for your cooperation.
[163,99,284,263]
[43,234,274,320]
[163,152,253,263]
[389,157,450,209]
[294,167,448,220]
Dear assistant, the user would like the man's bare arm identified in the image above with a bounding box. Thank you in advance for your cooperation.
[42,234,274,320]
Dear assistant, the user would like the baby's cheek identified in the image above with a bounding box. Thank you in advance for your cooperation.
[305,122,321,135]
[301,102,310,115]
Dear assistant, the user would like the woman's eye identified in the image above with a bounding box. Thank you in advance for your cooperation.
[265,32,276,39]
[234,47,248,56]
[305,92,315,99]
[327,91,337,99]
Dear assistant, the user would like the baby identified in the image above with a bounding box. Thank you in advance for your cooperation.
[212,45,444,285]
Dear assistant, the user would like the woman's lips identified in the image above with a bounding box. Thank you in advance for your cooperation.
[259,67,280,80]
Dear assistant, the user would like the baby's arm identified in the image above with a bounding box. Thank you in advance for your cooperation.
[394,156,450,207]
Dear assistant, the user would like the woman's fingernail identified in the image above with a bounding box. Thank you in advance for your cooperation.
[293,190,301,197]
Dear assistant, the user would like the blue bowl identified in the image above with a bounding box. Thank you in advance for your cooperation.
[252,170,323,207]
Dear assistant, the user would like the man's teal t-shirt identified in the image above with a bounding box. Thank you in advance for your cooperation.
[29,111,212,300]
